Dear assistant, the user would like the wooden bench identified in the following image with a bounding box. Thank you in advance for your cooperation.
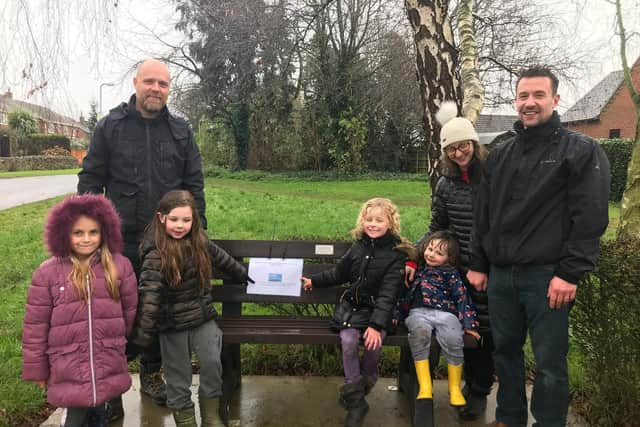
[210,239,418,424]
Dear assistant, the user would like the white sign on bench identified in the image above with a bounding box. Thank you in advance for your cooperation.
[246,257,304,297]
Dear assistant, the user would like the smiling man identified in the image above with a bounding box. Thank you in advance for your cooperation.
[466,66,610,427]
[77,58,206,420]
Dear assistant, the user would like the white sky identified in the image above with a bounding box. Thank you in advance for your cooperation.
[0,0,638,121]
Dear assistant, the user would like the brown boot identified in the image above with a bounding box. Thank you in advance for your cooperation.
[172,406,197,427]
[199,396,225,427]
[140,371,167,406]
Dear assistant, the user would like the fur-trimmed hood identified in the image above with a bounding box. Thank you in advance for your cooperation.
[45,194,123,257]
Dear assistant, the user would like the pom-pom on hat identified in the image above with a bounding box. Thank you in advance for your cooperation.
[45,194,123,258]
[436,101,479,151]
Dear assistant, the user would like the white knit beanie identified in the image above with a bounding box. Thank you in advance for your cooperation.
[436,101,479,151]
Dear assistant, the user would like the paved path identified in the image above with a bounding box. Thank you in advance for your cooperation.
[41,375,587,427]
[0,175,78,210]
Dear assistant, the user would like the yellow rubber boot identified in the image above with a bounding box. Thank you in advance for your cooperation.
[447,364,466,406]
[414,360,433,399]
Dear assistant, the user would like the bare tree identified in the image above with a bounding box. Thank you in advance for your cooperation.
[0,1,119,107]
[404,0,460,190]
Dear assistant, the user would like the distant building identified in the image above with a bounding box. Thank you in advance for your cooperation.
[562,58,640,139]
[475,114,517,145]
[0,89,90,143]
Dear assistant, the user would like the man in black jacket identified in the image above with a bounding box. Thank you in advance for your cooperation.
[467,66,610,427]
[78,58,206,414]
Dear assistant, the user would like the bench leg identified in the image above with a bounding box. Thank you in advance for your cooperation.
[220,343,241,426]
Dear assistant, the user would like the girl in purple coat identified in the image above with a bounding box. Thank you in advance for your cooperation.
[22,194,138,427]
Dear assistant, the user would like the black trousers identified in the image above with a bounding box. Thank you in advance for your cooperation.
[462,330,495,396]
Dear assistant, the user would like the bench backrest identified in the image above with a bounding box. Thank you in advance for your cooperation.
[210,239,351,313]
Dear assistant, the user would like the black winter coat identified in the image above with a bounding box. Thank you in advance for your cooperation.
[78,95,206,235]
[419,159,490,331]
[130,238,248,348]
[311,232,407,332]
[470,112,610,284]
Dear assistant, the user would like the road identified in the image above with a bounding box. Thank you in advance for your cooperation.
[0,174,78,210]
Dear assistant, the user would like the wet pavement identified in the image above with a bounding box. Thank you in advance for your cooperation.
[41,375,587,427]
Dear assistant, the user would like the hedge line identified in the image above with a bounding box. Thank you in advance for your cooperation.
[0,155,78,171]
[598,138,632,202]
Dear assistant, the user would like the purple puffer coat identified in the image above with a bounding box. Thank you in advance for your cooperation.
[22,253,137,407]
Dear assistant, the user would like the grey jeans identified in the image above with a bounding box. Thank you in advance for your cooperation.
[159,320,223,410]
[405,307,464,365]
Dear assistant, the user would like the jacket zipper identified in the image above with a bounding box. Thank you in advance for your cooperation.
[145,123,152,210]
[86,274,97,406]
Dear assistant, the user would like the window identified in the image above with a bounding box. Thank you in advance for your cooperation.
[609,129,621,138]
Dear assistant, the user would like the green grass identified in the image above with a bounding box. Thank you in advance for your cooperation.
[0,169,80,178]
[0,172,621,426]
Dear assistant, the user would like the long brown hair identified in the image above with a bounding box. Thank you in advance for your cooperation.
[146,190,212,289]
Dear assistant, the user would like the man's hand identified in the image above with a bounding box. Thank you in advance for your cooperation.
[466,270,488,291]
[363,327,382,351]
[547,276,577,309]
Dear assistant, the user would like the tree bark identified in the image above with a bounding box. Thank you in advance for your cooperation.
[614,0,640,239]
[458,0,484,124]
[405,0,460,190]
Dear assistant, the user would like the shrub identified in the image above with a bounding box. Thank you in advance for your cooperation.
[17,134,71,156]
[41,146,72,157]
[572,237,640,426]
[598,138,632,202]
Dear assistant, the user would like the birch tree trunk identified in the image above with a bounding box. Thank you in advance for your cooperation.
[614,0,640,239]
[405,0,460,190]
[458,0,484,124]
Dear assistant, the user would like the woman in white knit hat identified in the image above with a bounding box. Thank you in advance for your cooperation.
[410,101,494,423]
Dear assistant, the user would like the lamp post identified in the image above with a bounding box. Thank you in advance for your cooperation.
[99,82,115,116]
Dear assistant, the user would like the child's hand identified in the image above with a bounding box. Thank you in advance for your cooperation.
[36,380,46,389]
[363,327,382,351]
[404,265,416,288]
[301,277,313,291]
[464,329,481,341]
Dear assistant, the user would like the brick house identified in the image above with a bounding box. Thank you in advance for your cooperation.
[0,89,90,142]
[562,58,640,139]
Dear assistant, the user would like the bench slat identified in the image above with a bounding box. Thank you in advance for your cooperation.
[212,239,352,259]
[211,284,343,304]
[217,316,408,346]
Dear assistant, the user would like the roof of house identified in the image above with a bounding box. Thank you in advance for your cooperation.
[562,70,625,123]
[0,94,88,132]
[475,114,517,145]
[476,114,517,133]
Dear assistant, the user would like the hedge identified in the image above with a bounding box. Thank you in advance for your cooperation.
[572,237,640,426]
[598,138,633,202]
[11,133,71,156]
[0,155,78,171]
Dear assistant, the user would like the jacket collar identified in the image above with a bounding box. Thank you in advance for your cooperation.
[513,110,562,141]
[108,95,189,140]
[361,231,397,248]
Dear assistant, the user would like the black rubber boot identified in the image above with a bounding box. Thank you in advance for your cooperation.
[361,375,377,396]
[458,392,487,421]
[413,397,435,427]
[339,382,369,427]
